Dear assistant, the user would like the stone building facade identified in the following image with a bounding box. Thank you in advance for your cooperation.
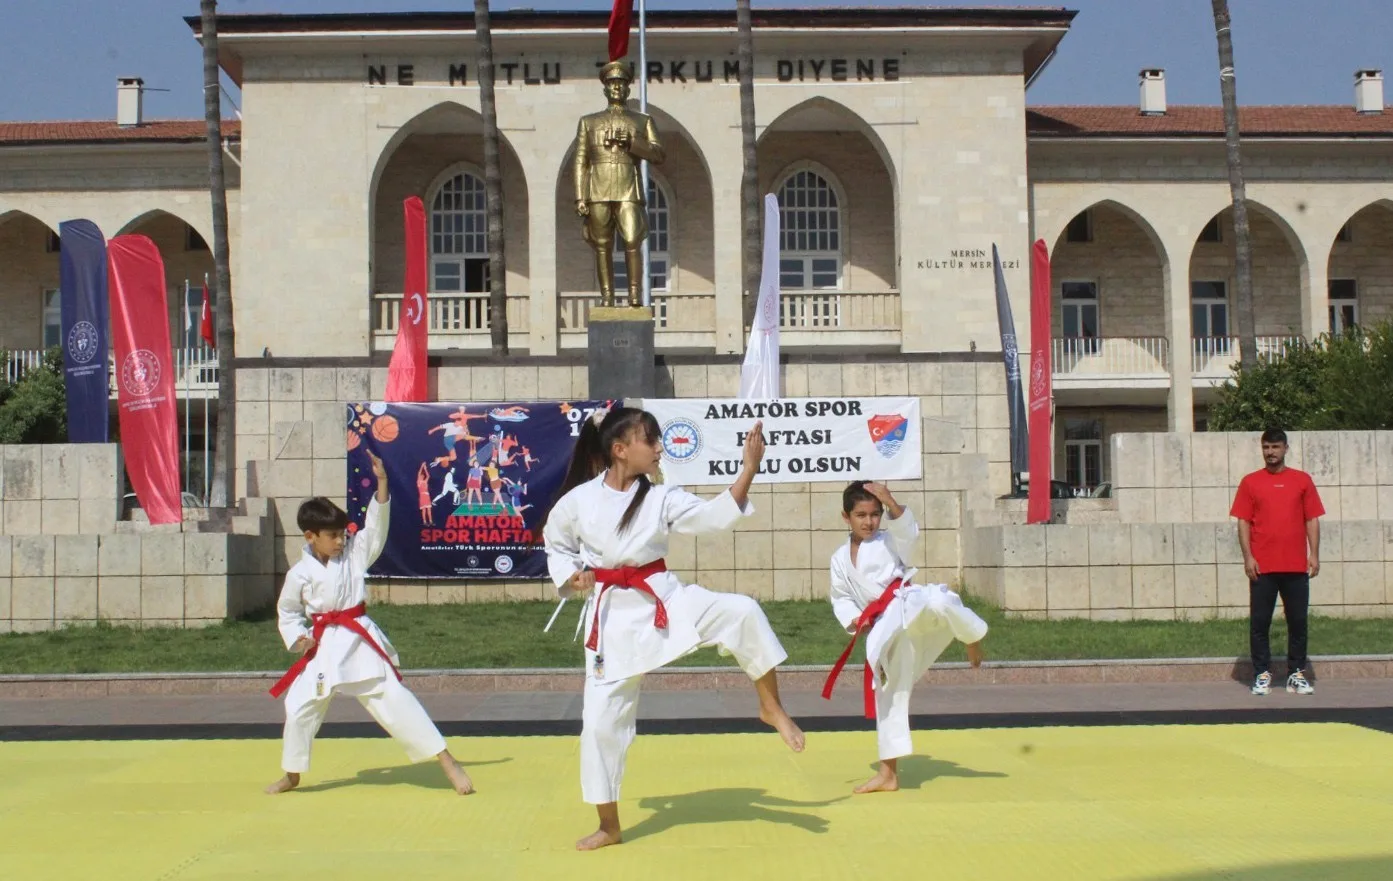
[3,7,1393,628]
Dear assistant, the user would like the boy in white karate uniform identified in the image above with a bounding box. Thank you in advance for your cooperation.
[265,449,474,796]
[540,406,806,851]
[823,481,988,794]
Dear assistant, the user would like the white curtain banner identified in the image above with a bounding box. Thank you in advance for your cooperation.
[637,397,922,485]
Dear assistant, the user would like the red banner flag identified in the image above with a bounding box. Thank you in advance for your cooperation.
[385,196,429,402]
[1027,238,1054,525]
[200,282,215,348]
[608,0,634,61]
[107,235,182,525]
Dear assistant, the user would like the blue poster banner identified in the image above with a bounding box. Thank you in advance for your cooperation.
[345,400,610,579]
[58,219,111,443]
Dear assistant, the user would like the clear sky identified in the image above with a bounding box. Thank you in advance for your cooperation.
[2,1,1389,122]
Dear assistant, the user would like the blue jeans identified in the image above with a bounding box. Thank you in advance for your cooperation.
[1250,573,1309,676]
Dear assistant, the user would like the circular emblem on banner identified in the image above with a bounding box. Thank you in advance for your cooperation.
[1030,356,1047,397]
[661,418,702,463]
[494,554,515,574]
[467,555,480,568]
[119,349,162,397]
[66,321,99,364]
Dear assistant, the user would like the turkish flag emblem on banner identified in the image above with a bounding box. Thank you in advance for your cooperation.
[107,235,182,525]
[385,196,429,403]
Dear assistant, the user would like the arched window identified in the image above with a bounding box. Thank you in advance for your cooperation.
[429,170,489,293]
[777,168,841,290]
[612,175,672,293]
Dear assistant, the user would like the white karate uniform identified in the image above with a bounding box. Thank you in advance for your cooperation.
[829,507,988,761]
[544,474,789,804]
[276,497,447,773]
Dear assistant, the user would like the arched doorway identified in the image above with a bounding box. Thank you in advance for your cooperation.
[370,102,530,351]
[0,211,61,380]
[1326,200,1393,334]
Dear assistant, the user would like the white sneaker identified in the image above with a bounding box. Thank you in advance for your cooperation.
[1252,672,1272,695]
[1287,671,1314,695]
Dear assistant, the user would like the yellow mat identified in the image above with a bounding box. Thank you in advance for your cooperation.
[2,725,1392,880]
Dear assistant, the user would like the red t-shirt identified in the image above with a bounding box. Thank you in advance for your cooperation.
[1230,467,1325,573]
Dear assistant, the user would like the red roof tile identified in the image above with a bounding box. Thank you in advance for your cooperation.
[0,120,240,147]
[1028,105,1393,138]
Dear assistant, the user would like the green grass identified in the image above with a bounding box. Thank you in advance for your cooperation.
[1,596,1387,675]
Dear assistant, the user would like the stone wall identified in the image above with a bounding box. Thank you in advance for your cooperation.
[0,444,276,632]
[963,431,1393,620]
[232,358,1004,601]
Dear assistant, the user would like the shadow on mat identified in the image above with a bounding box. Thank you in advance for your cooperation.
[625,788,845,842]
[862,756,1007,790]
[297,758,512,792]
[1143,855,1393,881]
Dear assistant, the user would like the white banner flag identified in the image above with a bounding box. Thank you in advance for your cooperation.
[637,397,922,486]
[739,194,782,399]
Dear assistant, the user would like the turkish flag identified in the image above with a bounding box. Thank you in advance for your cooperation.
[608,0,634,61]
[199,282,215,348]
[107,235,183,525]
[384,196,429,402]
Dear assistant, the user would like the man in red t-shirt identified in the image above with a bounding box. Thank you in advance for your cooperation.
[1230,429,1324,696]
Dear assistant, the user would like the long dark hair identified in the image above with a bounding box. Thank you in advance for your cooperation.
[534,406,662,541]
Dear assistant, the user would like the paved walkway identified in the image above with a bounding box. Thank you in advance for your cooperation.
[4,679,1392,730]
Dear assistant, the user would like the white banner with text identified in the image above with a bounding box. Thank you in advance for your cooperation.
[636,397,922,486]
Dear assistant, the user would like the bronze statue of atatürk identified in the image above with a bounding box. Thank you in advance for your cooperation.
[573,61,666,308]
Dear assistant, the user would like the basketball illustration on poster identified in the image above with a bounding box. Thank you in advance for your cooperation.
[346,400,611,579]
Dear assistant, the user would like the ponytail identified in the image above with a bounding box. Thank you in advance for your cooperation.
[534,406,661,542]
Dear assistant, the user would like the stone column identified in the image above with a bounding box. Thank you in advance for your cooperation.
[710,161,746,356]
[1163,258,1195,433]
[525,161,560,357]
[1301,256,1330,341]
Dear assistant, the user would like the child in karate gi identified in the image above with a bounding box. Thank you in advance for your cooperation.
[823,481,988,794]
[265,449,474,796]
[539,406,806,851]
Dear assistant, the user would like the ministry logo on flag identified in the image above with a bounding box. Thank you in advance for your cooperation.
[867,414,908,459]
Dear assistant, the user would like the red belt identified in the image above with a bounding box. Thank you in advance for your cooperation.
[585,559,669,651]
[268,602,401,698]
[821,579,903,719]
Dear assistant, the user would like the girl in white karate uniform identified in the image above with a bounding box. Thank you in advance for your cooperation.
[824,481,988,794]
[265,449,473,796]
[540,406,806,851]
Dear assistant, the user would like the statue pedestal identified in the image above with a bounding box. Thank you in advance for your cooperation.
[587,306,655,400]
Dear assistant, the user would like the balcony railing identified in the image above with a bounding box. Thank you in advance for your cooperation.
[4,346,218,394]
[370,289,901,349]
[1051,336,1170,379]
[1191,336,1303,378]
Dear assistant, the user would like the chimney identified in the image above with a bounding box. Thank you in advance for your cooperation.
[117,77,144,127]
[1355,69,1384,114]
[1139,69,1166,116]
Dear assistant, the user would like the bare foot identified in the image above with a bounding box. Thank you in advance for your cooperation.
[575,827,623,851]
[759,706,806,752]
[966,640,985,668]
[853,768,900,794]
[438,753,475,795]
[265,773,300,794]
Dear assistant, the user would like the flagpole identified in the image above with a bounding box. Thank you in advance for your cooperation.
[183,279,191,498]
[638,0,651,309]
[203,272,211,506]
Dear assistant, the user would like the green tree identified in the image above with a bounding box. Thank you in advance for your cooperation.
[1208,322,1393,431]
[0,348,68,444]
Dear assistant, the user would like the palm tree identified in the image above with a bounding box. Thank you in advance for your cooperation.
[1211,0,1257,370]
[200,0,236,509]
[737,0,760,328]
[475,0,508,355]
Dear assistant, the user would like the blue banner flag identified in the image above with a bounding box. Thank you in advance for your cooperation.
[345,400,610,579]
[992,243,1029,475]
[58,220,111,443]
